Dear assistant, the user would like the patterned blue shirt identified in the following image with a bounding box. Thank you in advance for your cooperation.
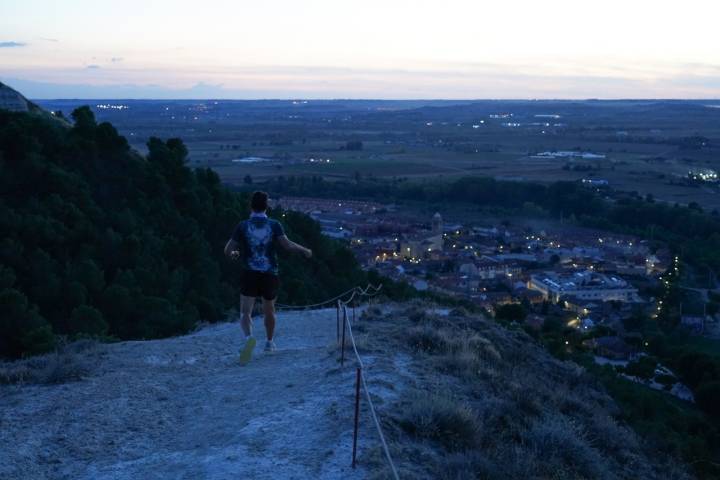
[231,214,285,274]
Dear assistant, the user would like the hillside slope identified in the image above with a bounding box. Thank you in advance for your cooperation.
[355,303,693,480]
[1,302,696,479]
[0,308,377,480]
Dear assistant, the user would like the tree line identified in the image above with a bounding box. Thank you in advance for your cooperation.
[0,107,370,358]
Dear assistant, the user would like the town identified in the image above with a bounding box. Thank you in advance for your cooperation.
[276,195,715,402]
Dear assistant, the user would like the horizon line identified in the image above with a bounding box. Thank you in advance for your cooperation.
[31,97,720,102]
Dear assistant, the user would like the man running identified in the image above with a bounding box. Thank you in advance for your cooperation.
[224,191,312,364]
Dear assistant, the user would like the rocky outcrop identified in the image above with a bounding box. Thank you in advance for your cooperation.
[0,82,31,112]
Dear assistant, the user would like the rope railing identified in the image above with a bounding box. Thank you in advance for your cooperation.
[273,283,398,476]
[337,289,400,480]
[275,284,383,311]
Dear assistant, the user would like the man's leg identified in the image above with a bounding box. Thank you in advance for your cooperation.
[238,294,258,365]
[262,298,276,341]
[240,295,256,337]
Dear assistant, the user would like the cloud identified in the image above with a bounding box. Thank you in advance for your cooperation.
[111,57,123,63]
[40,37,59,42]
[0,41,26,48]
[86,65,101,69]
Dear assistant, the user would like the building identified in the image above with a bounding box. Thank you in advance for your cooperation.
[515,287,545,305]
[529,271,638,303]
[525,314,545,330]
[458,262,479,276]
[645,255,663,275]
[322,228,352,240]
[680,316,705,334]
[458,257,521,281]
[400,212,444,259]
[275,196,385,215]
[472,226,499,237]
[475,291,513,310]
[688,168,718,183]
[583,336,635,360]
[432,212,443,235]
[581,178,609,186]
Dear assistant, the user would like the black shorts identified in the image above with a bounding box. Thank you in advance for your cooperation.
[240,270,280,301]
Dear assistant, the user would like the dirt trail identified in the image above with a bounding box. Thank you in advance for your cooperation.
[0,309,373,480]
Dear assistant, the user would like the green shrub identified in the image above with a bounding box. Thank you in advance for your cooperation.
[623,356,658,380]
[695,381,720,418]
[655,374,675,387]
[495,303,527,322]
[69,305,108,336]
[0,288,54,357]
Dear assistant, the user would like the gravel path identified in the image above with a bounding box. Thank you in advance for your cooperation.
[0,309,370,480]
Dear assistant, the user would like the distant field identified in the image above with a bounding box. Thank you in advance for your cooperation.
[39,98,720,209]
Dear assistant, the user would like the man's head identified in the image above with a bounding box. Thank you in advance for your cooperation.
[250,191,269,213]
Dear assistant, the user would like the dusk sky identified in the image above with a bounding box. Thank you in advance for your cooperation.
[1,0,719,99]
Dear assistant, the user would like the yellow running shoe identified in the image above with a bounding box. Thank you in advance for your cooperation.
[239,336,257,366]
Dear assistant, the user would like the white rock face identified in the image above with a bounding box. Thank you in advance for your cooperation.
[0,83,30,112]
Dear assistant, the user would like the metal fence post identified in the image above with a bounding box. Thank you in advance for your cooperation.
[336,301,340,345]
[341,307,347,366]
[352,366,361,468]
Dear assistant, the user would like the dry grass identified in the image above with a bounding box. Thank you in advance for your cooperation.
[407,324,452,354]
[358,303,691,480]
[399,392,480,451]
[402,300,439,324]
[0,339,101,385]
[361,305,384,321]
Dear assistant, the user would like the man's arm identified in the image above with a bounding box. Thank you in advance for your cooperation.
[277,235,312,258]
[224,239,240,259]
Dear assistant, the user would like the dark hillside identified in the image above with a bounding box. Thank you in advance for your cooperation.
[359,303,693,479]
[0,106,368,358]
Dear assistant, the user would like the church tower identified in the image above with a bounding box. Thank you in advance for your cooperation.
[432,212,443,235]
